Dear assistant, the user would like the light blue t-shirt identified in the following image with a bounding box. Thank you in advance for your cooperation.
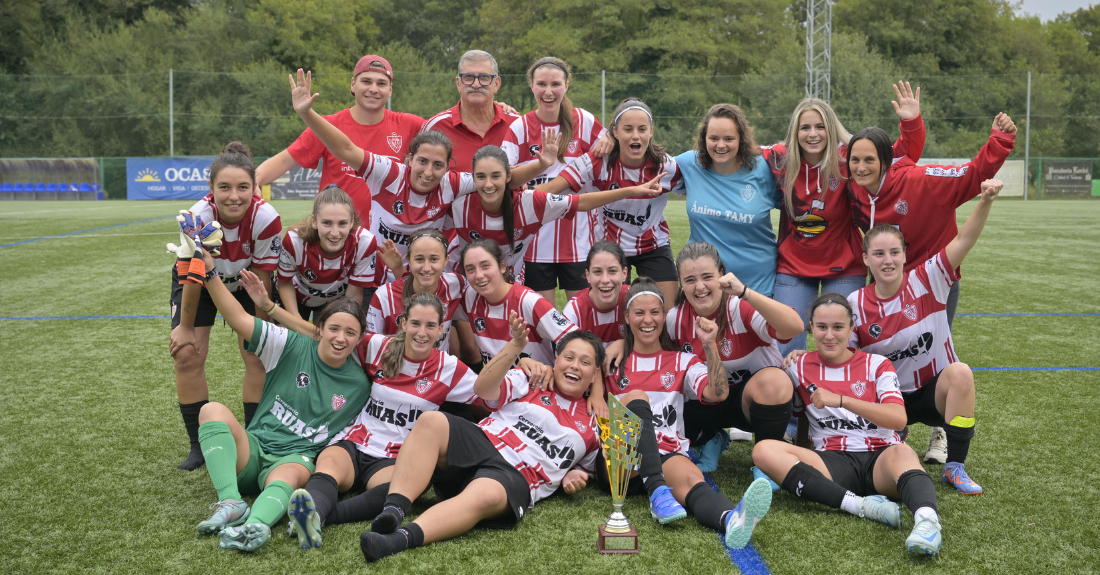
[674,151,782,296]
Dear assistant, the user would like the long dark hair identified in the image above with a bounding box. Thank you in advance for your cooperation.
[289,185,360,244]
[460,238,514,283]
[694,103,757,172]
[472,146,516,253]
[846,127,893,194]
[526,57,574,163]
[401,227,450,304]
[674,242,729,339]
[607,98,665,167]
[621,276,677,363]
[380,292,445,378]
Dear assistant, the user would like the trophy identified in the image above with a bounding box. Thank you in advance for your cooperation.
[595,394,642,554]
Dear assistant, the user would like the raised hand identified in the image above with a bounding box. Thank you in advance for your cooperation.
[993,113,1017,135]
[891,81,921,120]
[508,310,529,348]
[635,172,668,198]
[695,316,719,345]
[240,269,275,312]
[979,178,1003,202]
[535,127,564,167]
[289,69,321,116]
[196,220,223,257]
[718,272,746,297]
[379,239,403,273]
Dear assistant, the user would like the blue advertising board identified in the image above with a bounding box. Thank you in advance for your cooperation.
[127,157,216,200]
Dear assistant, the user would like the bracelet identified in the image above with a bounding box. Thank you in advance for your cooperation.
[264,302,278,315]
[839,396,843,409]
[739,285,749,299]
[205,269,218,280]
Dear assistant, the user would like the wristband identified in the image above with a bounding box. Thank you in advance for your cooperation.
[739,285,749,299]
[839,396,843,409]
[265,302,278,315]
[205,269,218,280]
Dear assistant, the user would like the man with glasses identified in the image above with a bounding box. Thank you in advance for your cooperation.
[423,50,519,171]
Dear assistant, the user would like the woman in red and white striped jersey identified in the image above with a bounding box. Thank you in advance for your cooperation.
[752,294,944,556]
[169,141,282,471]
[502,56,608,302]
[562,241,629,347]
[278,185,379,320]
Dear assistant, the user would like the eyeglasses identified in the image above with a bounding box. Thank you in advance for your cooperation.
[458,73,497,86]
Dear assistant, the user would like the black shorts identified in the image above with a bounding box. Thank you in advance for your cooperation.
[334,440,397,491]
[683,378,750,445]
[595,451,684,497]
[431,413,531,529]
[170,268,255,328]
[818,449,887,497]
[902,373,946,427]
[626,245,677,283]
[522,261,589,292]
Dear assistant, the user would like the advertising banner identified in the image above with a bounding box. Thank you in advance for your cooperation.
[270,161,323,200]
[127,157,215,200]
[1043,161,1092,197]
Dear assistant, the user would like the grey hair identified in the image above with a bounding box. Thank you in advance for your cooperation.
[458,50,499,75]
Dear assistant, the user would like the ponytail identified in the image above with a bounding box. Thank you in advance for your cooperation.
[526,57,574,163]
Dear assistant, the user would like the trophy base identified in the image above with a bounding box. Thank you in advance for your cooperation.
[597,524,639,554]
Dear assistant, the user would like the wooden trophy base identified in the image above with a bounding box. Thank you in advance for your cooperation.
[597,524,639,554]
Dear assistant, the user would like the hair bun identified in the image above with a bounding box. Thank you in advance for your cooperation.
[223,141,253,161]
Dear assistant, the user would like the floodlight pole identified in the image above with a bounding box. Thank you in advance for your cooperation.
[601,70,606,126]
[169,68,174,157]
[1024,71,1031,201]
[805,0,833,102]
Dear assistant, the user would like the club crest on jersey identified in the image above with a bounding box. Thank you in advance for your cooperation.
[568,140,578,154]
[304,269,317,282]
[540,395,552,406]
[720,338,732,357]
[682,342,694,354]
[616,375,630,390]
[387,133,402,154]
[903,303,918,321]
[851,380,866,397]
[296,372,311,388]
[869,323,882,338]
[427,206,439,219]
[474,318,486,332]
[468,230,483,241]
[241,242,252,257]
[374,368,385,379]
[270,240,282,255]
[740,185,756,202]
[332,394,347,411]
[513,228,524,240]
[528,144,541,156]
[894,199,909,215]
[416,377,432,394]
[828,176,840,191]
[393,200,405,215]
[608,183,620,190]
[661,372,674,390]
[550,310,569,327]
[575,419,587,432]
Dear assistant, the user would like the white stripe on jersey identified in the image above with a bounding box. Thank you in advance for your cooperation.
[559,153,681,257]
[666,297,785,386]
[333,334,478,459]
[605,350,710,455]
[787,350,904,452]
[188,194,282,291]
[562,285,627,347]
[461,283,577,365]
[848,249,960,393]
[503,108,606,263]
[479,369,600,507]
[366,272,465,350]
[278,227,379,308]
[251,320,290,372]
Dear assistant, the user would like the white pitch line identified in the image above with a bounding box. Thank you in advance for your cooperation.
[0,232,177,240]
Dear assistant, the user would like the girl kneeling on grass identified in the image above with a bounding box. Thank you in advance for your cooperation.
[185,247,372,552]
[358,325,606,562]
[751,294,942,556]
[277,185,379,320]
[599,277,773,549]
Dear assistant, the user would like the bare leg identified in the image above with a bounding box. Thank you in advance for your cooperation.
[414,478,510,544]
[387,411,451,501]
[656,281,679,311]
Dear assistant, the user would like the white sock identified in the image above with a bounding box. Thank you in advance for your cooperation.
[914,506,939,523]
[840,491,861,515]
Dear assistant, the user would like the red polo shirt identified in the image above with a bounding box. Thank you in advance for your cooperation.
[422,102,518,172]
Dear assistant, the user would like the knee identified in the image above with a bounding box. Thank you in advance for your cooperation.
[413,411,449,435]
[750,368,793,404]
[173,347,205,374]
[198,401,233,424]
[622,390,650,405]
[470,484,509,514]
[751,440,783,467]
[883,443,919,465]
[943,362,974,391]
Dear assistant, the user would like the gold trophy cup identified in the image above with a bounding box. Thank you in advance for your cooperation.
[595,394,642,554]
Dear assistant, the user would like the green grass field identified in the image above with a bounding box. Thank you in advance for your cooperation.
[1,199,1098,574]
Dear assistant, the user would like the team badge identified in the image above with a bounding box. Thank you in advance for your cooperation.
[270,240,282,255]
[427,206,439,219]
[541,396,552,406]
[514,228,524,240]
[528,144,541,156]
[575,420,587,433]
[374,368,385,379]
[304,269,317,282]
[828,176,840,191]
[296,372,311,388]
[740,185,756,202]
[616,375,630,390]
[550,310,569,327]
[894,199,909,215]
[395,314,404,326]
[568,140,578,154]
[332,394,347,411]
[416,377,432,394]
[851,380,866,397]
[468,230,482,241]
[241,242,252,257]
[903,303,918,321]
[608,183,620,190]
[548,194,566,203]
[474,318,486,332]
[661,372,674,390]
[721,338,732,357]
[682,343,693,354]
[869,323,882,338]
[387,133,402,154]
[806,383,819,394]
[393,200,405,215]
[618,324,625,335]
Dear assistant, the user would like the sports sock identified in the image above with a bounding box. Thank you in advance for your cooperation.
[178,400,208,471]
[360,522,424,562]
[243,402,258,427]
[839,492,862,515]
[626,399,668,497]
[684,482,736,531]
[247,480,293,526]
[748,400,793,443]
[197,421,240,500]
[304,472,340,526]
[331,483,389,525]
[914,506,939,523]
[780,462,847,508]
[943,419,975,464]
[897,469,938,514]
[371,493,412,534]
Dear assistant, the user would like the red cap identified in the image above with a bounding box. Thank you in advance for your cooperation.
[354,55,392,79]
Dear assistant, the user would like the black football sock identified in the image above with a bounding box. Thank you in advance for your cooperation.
[371,493,412,534]
[780,462,846,508]
[361,522,424,562]
[330,483,390,526]
[178,400,207,471]
[748,400,793,443]
[243,402,258,427]
[626,399,668,497]
[684,482,736,531]
[896,469,938,514]
[304,472,340,526]
[943,421,975,464]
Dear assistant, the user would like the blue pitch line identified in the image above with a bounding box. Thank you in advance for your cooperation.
[973,367,1100,371]
[0,216,173,248]
[699,470,773,575]
[958,313,1099,317]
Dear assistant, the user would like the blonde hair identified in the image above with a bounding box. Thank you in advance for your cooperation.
[288,185,360,244]
[779,99,851,217]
